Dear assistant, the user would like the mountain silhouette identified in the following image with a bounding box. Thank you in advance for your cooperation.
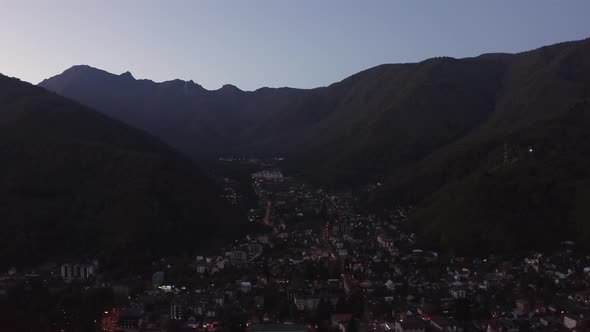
[0,73,242,268]
[40,37,590,253]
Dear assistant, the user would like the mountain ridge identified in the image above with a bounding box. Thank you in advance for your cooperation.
[39,37,590,253]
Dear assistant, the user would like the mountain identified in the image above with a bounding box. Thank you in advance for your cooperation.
[40,66,304,159]
[0,74,242,269]
[40,37,590,253]
[39,58,508,185]
[248,57,509,185]
[375,39,590,253]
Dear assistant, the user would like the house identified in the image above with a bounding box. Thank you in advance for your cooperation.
[449,286,466,299]
[331,313,353,332]
[249,323,307,332]
[377,235,394,249]
[214,292,225,306]
[394,318,427,332]
[257,235,270,243]
[515,298,530,313]
[430,316,455,331]
[248,242,264,257]
[486,319,518,332]
[196,263,208,274]
[385,280,395,290]
[241,281,252,293]
[564,314,589,330]
[118,307,144,330]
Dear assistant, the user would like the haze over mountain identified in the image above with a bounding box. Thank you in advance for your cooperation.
[40,37,590,253]
[0,74,242,269]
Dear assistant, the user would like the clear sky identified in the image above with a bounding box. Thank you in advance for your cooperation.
[1,0,589,91]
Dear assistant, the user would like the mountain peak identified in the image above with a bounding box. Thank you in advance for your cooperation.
[39,65,114,91]
[218,84,242,92]
[62,64,106,75]
[120,71,135,80]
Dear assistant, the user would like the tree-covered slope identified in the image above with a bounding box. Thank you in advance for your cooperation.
[375,39,590,253]
[0,74,241,268]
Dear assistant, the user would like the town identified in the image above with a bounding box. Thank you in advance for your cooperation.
[2,158,590,332]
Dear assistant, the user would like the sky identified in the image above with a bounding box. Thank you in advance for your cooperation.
[1,0,589,91]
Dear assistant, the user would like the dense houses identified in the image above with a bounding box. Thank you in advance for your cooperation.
[4,160,590,331]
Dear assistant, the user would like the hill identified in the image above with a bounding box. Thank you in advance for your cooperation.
[0,74,242,269]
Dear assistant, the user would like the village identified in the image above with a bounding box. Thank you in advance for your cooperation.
[3,159,590,332]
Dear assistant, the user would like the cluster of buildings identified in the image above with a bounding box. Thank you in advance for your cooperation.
[5,162,590,332]
[218,177,241,206]
[101,167,590,332]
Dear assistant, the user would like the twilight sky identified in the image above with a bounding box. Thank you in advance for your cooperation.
[1,0,589,91]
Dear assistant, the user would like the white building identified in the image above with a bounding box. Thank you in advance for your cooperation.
[564,314,586,330]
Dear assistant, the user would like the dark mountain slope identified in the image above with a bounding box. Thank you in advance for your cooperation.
[375,38,590,253]
[39,66,305,159]
[41,57,509,186]
[0,74,241,268]
[255,57,510,184]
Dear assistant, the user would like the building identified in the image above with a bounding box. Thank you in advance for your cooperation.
[430,316,455,331]
[117,307,144,331]
[377,235,394,249]
[515,298,530,313]
[249,323,306,332]
[564,314,588,330]
[241,281,252,293]
[226,249,247,265]
[248,242,264,257]
[170,300,186,320]
[60,263,95,282]
[486,319,518,332]
[331,313,353,332]
[394,318,427,332]
[293,294,320,311]
[449,286,466,299]
[252,170,284,181]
